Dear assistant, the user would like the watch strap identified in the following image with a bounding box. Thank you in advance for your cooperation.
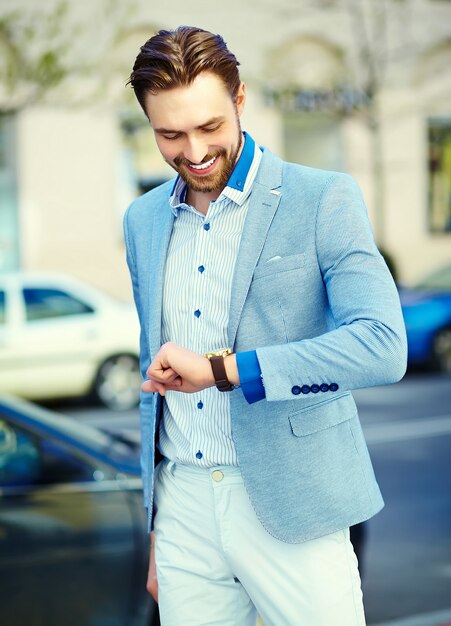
[209,355,234,392]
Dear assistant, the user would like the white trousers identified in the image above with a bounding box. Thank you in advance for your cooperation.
[153,459,366,626]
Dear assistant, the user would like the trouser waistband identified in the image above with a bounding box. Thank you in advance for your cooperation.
[161,458,243,485]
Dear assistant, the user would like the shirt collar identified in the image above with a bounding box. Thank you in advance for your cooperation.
[225,130,255,192]
[169,132,260,214]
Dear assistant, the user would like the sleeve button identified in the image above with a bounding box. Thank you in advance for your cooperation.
[329,383,339,392]
[291,385,301,395]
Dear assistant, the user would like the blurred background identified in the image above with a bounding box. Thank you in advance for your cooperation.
[0,0,450,625]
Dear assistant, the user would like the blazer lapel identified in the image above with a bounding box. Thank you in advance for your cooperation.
[148,202,175,359]
[228,149,283,348]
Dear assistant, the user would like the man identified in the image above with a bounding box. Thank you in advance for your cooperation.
[124,26,407,626]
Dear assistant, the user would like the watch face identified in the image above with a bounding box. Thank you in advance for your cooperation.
[205,348,232,359]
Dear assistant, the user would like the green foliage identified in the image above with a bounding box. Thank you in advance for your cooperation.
[0,3,69,111]
[0,0,139,113]
[33,50,66,87]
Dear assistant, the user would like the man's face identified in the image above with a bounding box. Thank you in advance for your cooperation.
[144,72,246,193]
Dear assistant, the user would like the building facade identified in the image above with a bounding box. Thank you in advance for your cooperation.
[1,0,450,299]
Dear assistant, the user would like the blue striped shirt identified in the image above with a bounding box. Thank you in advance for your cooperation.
[159,132,263,467]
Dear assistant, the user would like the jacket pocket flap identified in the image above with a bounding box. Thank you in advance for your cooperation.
[288,393,355,437]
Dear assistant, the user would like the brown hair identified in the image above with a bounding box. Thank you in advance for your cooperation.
[127,26,241,114]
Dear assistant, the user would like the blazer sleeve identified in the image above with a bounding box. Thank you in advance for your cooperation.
[255,173,408,402]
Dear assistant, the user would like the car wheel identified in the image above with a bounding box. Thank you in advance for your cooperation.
[94,354,141,410]
[432,327,451,373]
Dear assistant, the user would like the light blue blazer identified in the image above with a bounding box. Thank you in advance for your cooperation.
[124,147,407,543]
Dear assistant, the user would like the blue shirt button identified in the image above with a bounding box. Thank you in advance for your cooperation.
[196,450,203,459]
[203,223,210,231]
[197,401,203,409]
[198,265,205,273]
[329,383,339,392]
[291,385,301,395]
[301,385,311,394]
[311,384,320,393]
[194,309,201,317]
[320,383,329,392]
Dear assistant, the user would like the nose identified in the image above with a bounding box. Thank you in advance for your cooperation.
[184,136,208,165]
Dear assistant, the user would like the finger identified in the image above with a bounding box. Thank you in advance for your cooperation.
[147,366,179,383]
[159,367,180,382]
[145,358,166,379]
[147,373,182,388]
[155,380,182,394]
[142,379,165,394]
[167,376,182,386]
[156,380,169,396]
[141,379,155,393]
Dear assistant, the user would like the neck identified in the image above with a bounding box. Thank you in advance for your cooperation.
[186,187,221,216]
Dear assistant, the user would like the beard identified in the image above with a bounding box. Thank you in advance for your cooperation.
[170,118,243,193]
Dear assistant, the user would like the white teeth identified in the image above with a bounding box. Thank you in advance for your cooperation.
[189,156,216,170]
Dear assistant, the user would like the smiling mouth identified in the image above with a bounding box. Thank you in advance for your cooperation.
[186,155,218,173]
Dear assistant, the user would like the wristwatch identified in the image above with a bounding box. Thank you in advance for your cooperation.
[204,348,235,392]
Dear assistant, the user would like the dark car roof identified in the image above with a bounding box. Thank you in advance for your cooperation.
[0,395,141,475]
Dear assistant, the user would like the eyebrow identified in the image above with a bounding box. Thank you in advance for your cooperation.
[153,116,225,134]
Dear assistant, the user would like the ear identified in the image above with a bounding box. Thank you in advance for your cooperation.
[235,82,246,116]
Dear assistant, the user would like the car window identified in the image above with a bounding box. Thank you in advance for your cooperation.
[0,420,41,486]
[37,436,100,484]
[0,290,5,325]
[22,288,94,321]
[0,421,100,487]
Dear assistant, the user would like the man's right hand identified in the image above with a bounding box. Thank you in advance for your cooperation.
[146,531,158,602]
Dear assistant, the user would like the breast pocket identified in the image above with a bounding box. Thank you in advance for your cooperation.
[253,253,306,280]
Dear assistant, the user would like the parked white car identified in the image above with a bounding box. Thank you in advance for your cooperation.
[0,272,142,410]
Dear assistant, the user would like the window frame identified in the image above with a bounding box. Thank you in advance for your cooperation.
[427,118,451,235]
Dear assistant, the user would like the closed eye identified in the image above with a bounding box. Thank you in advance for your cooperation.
[162,133,182,140]
[202,124,222,133]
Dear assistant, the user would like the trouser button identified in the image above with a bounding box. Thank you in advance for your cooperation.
[211,470,224,482]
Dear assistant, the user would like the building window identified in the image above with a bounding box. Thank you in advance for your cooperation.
[283,112,344,172]
[428,119,451,233]
[0,115,19,270]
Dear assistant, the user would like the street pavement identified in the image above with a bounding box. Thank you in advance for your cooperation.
[354,372,451,626]
[60,371,451,626]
